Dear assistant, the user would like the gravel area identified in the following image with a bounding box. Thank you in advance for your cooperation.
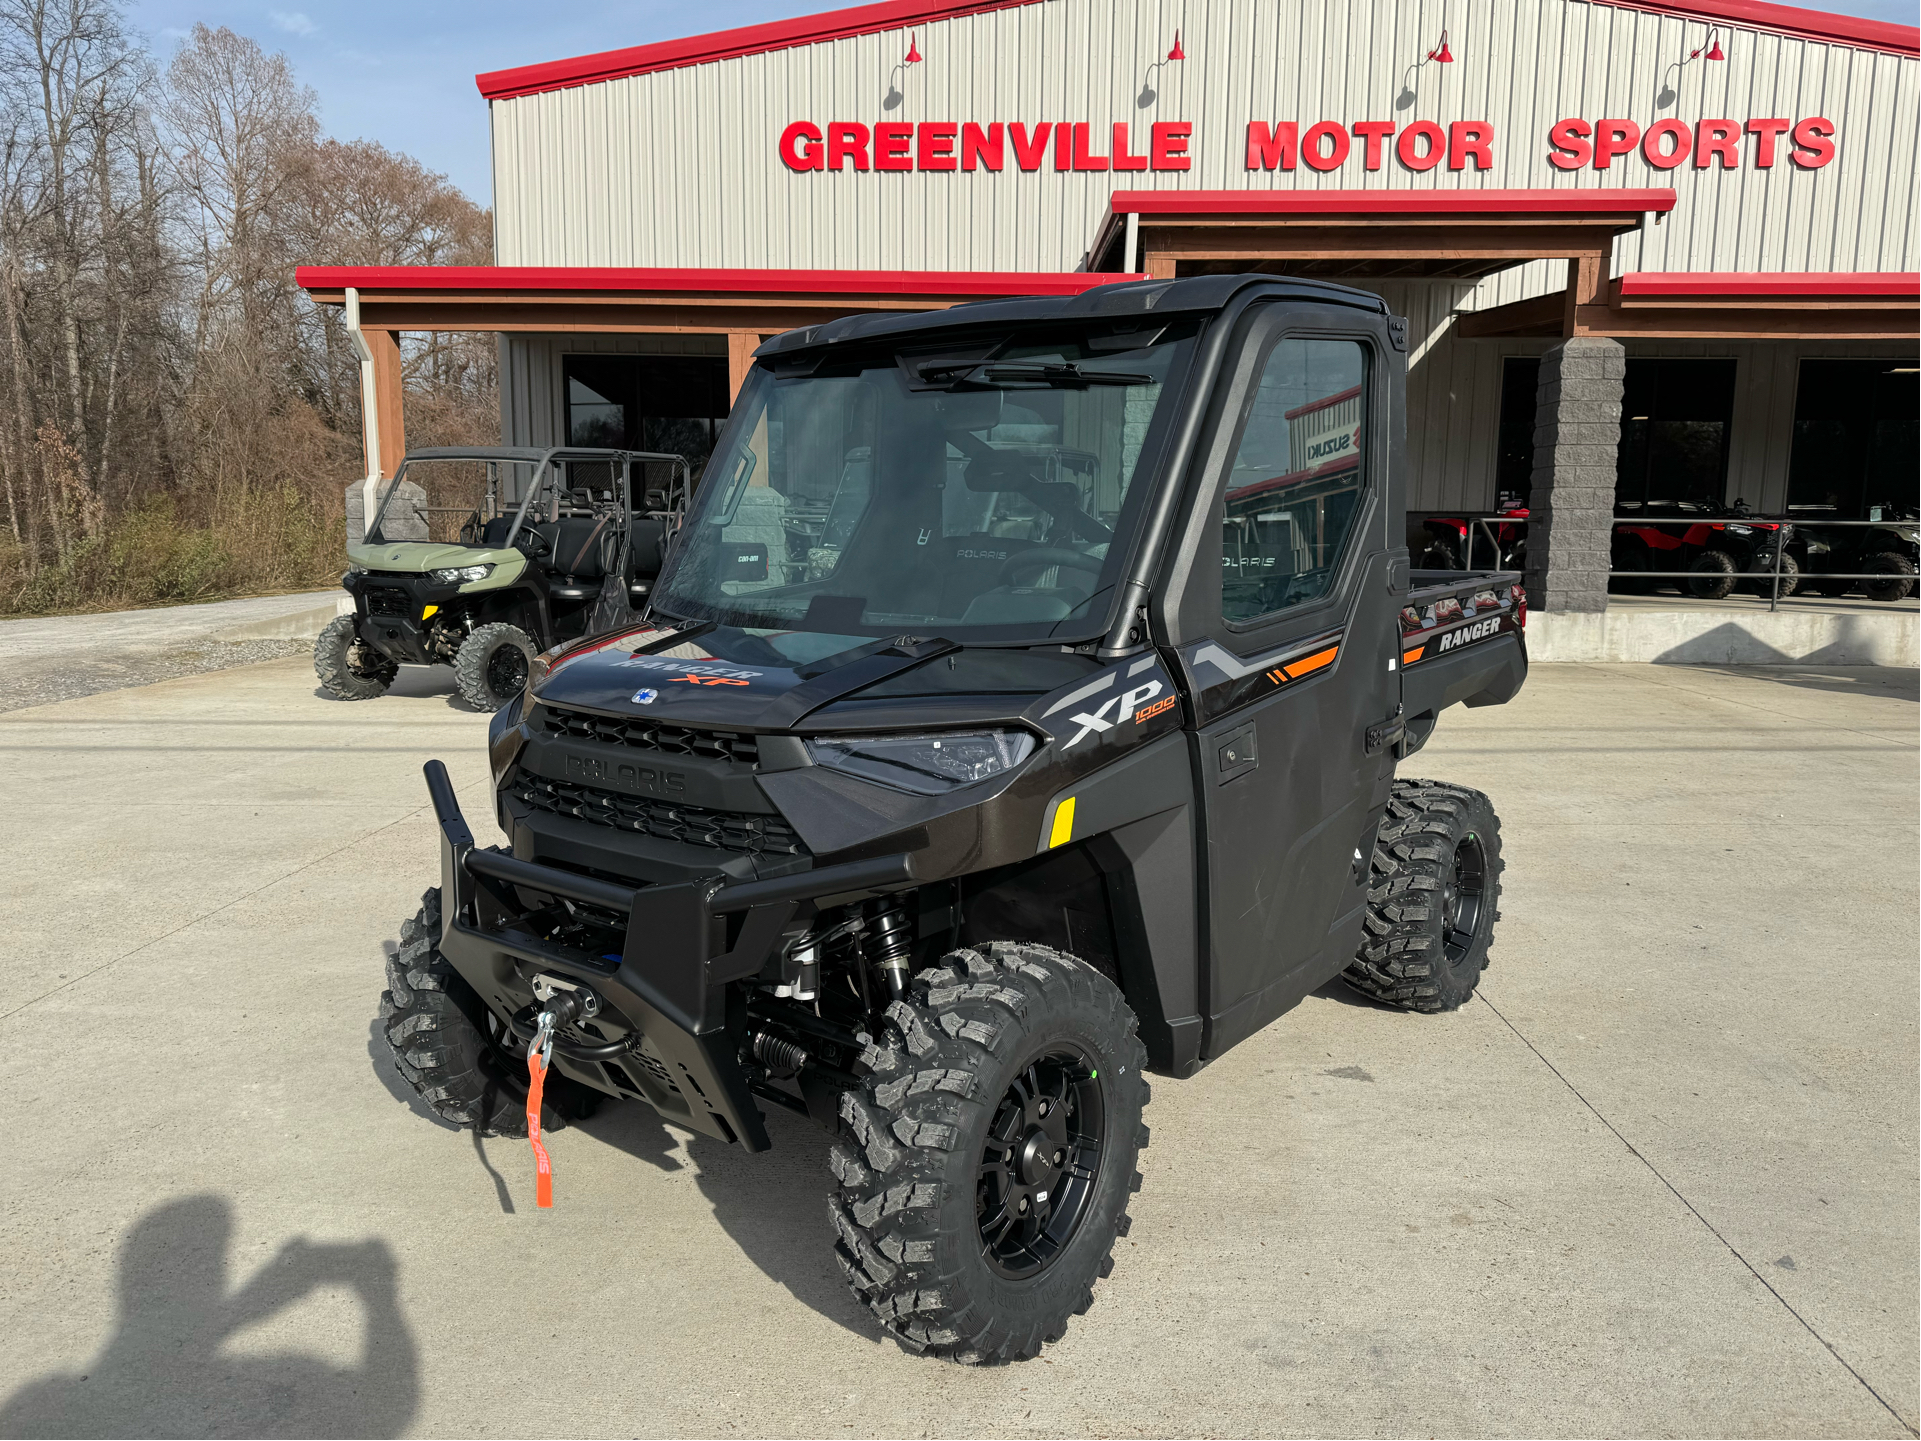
[0,636,316,712]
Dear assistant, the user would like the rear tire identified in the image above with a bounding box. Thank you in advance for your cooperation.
[1863,552,1916,603]
[830,942,1149,1364]
[1687,549,1739,600]
[314,613,396,699]
[1747,552,1799,598]
[454,622,535,712]
[1342,781,1503,1013]
[380,888,593,1136]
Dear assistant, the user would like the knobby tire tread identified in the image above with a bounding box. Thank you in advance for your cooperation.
[1341,779,1502,1013]
[829,941,1149,1365]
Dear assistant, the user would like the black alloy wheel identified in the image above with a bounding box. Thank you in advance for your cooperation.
[487,642,529,699]
[977,1049,1106,1280]
[1439,832,1488,969]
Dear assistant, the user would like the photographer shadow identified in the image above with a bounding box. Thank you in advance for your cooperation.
[0,1195,418,1439]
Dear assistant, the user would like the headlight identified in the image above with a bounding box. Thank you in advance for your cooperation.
[1725,524,1753,536]
[806,730,1037,795]
[429,563,495,584]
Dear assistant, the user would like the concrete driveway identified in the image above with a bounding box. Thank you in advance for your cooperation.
[0,659,1913,1438]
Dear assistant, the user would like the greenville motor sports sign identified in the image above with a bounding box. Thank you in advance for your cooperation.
[778,117,1838,173]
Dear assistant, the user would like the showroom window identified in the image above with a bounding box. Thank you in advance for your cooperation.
[562,354,731,483]
[1614,359,1738,509]
[1786,360,1920,517]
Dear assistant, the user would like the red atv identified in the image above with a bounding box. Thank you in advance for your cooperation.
[1410,506,1529,572]
[1610,500,1797,599]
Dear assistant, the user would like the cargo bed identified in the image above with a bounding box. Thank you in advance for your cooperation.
[1397,569,1528,756]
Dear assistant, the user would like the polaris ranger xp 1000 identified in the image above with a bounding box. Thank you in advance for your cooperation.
[383,276,1529,1362]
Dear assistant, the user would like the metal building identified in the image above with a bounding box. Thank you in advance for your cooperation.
[297,0,1918,614]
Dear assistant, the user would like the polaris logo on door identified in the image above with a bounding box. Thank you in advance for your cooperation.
[1437,616,1504,652]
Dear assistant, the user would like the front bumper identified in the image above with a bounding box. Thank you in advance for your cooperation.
[422,761,914,1152]
[345,572,471,665]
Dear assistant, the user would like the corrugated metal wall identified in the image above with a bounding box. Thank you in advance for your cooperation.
[491,0,1917,296]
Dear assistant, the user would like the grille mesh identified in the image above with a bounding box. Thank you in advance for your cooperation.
[511,773,805,856]
[364,586,412,617]
[538,704,759,766]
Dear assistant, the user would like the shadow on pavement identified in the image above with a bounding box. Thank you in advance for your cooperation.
[0,1195,418,1439]
[575,1102,889,1347]
[1656,664,1919,701]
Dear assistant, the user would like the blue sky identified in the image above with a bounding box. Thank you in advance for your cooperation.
[127,0,1918,207]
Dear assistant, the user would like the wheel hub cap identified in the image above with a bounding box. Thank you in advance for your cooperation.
[977,1049,1106,1279]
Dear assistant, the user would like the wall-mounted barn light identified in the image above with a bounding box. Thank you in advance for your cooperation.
[1167,30,1185,61]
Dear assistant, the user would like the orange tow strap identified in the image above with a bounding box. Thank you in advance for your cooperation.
[526,1048,554,1209]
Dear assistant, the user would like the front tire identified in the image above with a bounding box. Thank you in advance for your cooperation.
[314,612,396,699]
[380,888,590,1136]
[454,622,535,712]
[1342,781,1503,1013]
[830,942,1150,1364]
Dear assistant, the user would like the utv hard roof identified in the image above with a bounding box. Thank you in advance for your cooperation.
[755,274,1387,359]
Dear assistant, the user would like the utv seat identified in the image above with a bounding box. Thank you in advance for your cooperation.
[479,517,514,548]
[543,516,617,603]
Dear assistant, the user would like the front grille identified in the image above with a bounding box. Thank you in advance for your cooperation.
[538,705,760,766]
[511,774,806,856]
[364,586,412,618]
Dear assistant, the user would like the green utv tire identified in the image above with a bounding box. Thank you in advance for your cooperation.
[380,889,596,1136]
[454,622,536,713]
[314,613,396,700]
[831,942,1150,1364]
[1342,780,1503,1013]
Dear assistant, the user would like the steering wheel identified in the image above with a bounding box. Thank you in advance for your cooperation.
[515,527,551,558]
[997,547,1104,587]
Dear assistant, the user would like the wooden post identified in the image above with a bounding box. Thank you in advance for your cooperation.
[1563,238,1613,337]
[364,327,406,479]
[727,331,760,402]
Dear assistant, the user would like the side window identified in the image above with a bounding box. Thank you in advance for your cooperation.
[1220,338,1369,624]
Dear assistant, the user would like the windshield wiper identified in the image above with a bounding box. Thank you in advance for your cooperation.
[925,361,1153,389]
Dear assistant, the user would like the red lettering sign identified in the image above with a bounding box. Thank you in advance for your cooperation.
[1544,115,1835,170]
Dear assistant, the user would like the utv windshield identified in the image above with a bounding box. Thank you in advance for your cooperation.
[651,323,1196,642]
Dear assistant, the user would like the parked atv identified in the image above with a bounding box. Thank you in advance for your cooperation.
[316,447,687,711]
[1410,507,1528,572]
[1794,510,1919,601]
[1610,500,1796,599]
[379,276,1529,1363]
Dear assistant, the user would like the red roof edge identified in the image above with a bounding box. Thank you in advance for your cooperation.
[473,0,1916,102]
[476,0,1042,100]
[293,264,1141,298]
[1109,188,1679,216]
[1619,270,1921,297]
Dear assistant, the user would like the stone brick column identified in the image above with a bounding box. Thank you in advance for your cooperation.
[1523,336,1624,613]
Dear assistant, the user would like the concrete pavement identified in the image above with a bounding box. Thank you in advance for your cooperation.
[0,659,1913,1437]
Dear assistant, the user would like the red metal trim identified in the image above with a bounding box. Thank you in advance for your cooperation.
[294,264,1139,298]
[476,0,1043,100]
[1110,188,1677,217]
[1595,0,1915,56]
[1618,270,1921,297]
[1282,385,1361,421]
[475,0,1914,102]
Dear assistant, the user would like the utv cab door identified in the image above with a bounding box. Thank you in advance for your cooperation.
[1161,310,1406,1057]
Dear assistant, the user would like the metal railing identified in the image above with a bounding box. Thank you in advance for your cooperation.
[1420,512,1918,613]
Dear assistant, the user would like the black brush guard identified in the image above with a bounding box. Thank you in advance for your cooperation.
[421,760,913,1152]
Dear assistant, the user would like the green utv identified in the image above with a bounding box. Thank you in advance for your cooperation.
[380,276,1530,1362]
[316,447,688,711]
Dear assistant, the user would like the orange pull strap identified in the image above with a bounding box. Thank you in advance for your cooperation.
[526,1049,554,1209]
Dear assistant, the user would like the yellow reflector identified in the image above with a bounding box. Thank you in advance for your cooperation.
[421,604,438,620]
[1048,796,1076,849]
